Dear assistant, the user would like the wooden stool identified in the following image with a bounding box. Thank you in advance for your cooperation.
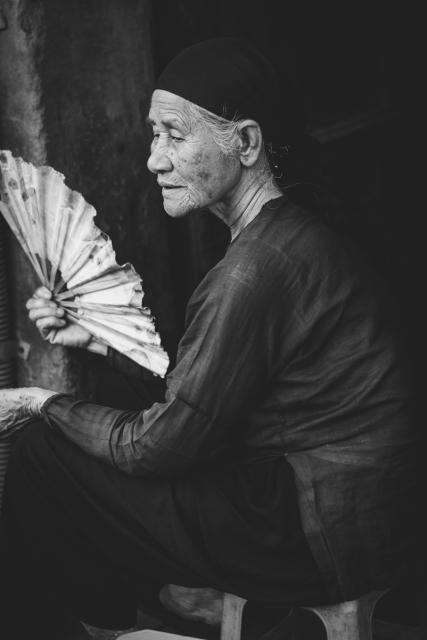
[117,589,388,639]
[299,589,388,639]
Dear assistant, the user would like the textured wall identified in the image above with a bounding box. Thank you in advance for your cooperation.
[0,0,73,392]
[0,0,175,400]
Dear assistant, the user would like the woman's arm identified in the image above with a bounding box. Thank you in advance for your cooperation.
[0,387,58,434]
[42,252,287,477]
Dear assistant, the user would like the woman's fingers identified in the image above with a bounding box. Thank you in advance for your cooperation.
[24,288,92,349]
[26,295,64,333]
[28,303,64,321]
[26,296,58,311]
[34,286,52,300]
[35,316,66,332]
[26,287,54,314]
[26,298,66,339]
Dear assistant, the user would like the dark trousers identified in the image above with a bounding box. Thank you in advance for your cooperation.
[0,421,325,639]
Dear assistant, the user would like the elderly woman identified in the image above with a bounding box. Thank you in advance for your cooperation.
[0,38,419,639]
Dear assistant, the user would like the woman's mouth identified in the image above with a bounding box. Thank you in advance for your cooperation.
[161,185,183,195]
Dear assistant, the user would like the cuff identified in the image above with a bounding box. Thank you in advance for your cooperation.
[41,393,74,428]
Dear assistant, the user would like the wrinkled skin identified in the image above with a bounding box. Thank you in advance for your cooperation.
[0,387,57,434]
[147,89,241,218]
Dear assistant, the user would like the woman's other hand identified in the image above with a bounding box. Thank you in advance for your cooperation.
[0,387,57,434]
[26,286,92,349]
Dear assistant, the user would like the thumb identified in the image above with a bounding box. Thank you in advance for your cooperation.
[44,328,58,344]
[34,286,52,300]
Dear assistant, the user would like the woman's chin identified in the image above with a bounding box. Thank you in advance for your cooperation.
[163,201,195,218]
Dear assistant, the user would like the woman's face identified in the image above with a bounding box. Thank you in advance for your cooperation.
[147,90,240,218]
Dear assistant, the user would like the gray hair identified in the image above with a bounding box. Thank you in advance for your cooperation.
[187,101,285,183]
[187,101,242,156]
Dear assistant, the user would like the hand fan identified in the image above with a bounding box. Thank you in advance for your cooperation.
[0,150,169,377]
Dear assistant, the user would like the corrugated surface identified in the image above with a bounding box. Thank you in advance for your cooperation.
[0,218,14,512]
[0,438,12,512]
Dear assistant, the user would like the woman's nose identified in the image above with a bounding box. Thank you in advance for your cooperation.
[147,142,173,174]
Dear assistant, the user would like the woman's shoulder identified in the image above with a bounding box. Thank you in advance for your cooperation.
[222,190,385,309]
[228,191,351,272]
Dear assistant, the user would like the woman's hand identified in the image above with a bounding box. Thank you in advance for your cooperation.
[26,286,92,349]
[0,387,57,434]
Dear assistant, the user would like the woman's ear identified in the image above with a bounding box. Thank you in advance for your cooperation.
[237,119,264,167]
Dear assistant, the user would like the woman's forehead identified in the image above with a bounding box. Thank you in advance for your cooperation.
[148,90,194,128]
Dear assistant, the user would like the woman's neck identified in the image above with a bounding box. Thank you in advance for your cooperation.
[210,173,282,241]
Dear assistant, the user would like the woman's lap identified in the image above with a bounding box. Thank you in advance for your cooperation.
[1,420,325,630]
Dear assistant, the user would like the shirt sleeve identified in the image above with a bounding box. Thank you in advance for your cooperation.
[42,248,285,476]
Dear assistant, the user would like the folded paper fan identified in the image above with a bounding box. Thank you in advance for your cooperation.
[0,150,169,377]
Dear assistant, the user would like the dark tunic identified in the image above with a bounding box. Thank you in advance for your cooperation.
[42,194,418,600]
[1,194,419,636]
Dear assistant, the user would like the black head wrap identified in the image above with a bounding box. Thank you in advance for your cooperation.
[156,37,307,145]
